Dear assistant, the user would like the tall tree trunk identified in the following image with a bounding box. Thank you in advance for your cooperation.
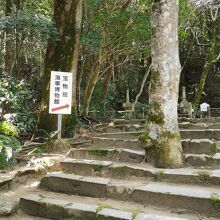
[141,0,183,168]
[38,0,83,133]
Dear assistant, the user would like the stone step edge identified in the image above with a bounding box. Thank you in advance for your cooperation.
[94,129,220,137]
[60,159,220,185]
[68,147,145,155]
[67,147,145,163]
[20,194,186,220]
[40,173,220,218]
[41,173,220,200]
[92,136,139,141]
[91,136,218,142]
[185,153,220,168]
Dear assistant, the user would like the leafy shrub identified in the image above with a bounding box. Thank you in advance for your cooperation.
[0,74,37,135]
[0,134,21,169]
[0,121,18,138]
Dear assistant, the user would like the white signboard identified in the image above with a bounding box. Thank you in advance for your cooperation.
[200,102,210,112]
[49,71,73,114]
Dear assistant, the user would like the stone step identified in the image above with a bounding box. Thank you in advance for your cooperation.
[98,122,220,133]
[178,117,220,123]
[40,173,111,198]
[113,119,145,125]
[19,193,187,220]
[91,137,141,150]
[91,137,218,154]
[96,129,220,141]
[99,125,145,133]
[39,173,220,218]
[67,148,145,163]
[0,175,13,191]
[179,122,220,130]
[185,153,220,168]
[131,182,220,218]
[180,129,220,140]
[60,159,220,185]
[182,139,217,155]
[95,131,144,139]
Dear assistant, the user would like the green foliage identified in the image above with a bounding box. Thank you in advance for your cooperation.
[0,134,21,169]
[0,134,21,150]
[23,0,53,18]
[0,121,18,137]
[0,11,59,42]
[210,193,220,205]
[0,74,37,134]
[27,146,45,155]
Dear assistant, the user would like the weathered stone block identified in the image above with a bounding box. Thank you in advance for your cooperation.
[40,174,82,194]
[181,139,190,153]
[135,213,187,220]
[189,139,216,154]
[65,202,98,220]
[80,176,110,197]
[120,149,145,163]
[38,198,69,219]
[19,194,42,216]
[97,208,133,220]
[106,184,131,200]
[0,201,17,217]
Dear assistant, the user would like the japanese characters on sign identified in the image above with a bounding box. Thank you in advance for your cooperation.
[49,71,73,114]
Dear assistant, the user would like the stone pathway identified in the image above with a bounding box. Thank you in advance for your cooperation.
[1,119,220,219]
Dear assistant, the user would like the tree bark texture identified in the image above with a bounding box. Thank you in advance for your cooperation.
[141,0,183,168]
[38,0,82,133]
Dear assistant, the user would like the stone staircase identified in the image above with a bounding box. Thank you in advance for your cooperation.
[18,119,220,219]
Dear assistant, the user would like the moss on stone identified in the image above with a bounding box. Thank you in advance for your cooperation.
[154,170,165,181]
[210,193,220,205]
[143,131,181,168]
[131,210,139,219]
[139,133,156,145]
[96,203,111,213]
[197,171,211,184]
[92,164,103,173]
[88,149,110,157]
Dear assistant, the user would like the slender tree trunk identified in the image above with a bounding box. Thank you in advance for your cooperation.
[193,41,219,112]
[4,0,20,75]
[38,0,83,133]
[76,54,86,114]
[129,63,151,116]
[141,0,183,168]
[102,66,112,101]
[82,56,101,116]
